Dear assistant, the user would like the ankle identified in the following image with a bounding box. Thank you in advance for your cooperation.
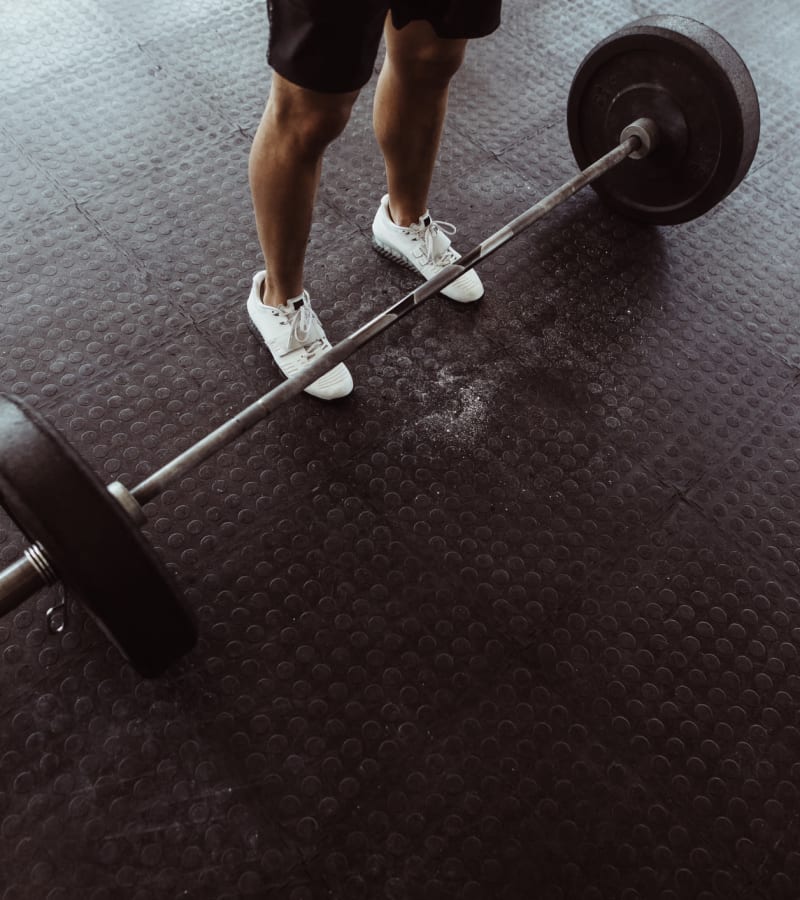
[261,276,302,309]
[387,197,427,228]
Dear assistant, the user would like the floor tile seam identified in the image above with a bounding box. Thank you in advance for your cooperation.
[470,119,564,165]
[700,176,799,257]
[691,273,795,356]
[578,489,695,585]
[599,356,799,496]
[182,306,256,355]
[0,52,248,201]
[646,262,800,392]
[685,472,799,553]
[67,0,142,48]
[694,352,800,451]
[0,41,212,140]
[424,330,694,564]
[679,363,800,470]
[69,199,148,270]
[0,34,140,93]
[27,322,211,419]
[0,196,77,242]
[58,131,254,280]
[135,38,263,135]
[41,3,257,79]
[476,324,796,570]
[704,298,800,377]
[0,303,256,424]
[0,129,77,229]
[442,123,525,171]
[0,195,146,285]
[68,123,252,213]
[747,174,800,220]
[670,302,800,395]
[674,486,800,599]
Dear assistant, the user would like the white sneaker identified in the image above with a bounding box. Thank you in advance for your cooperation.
[247,272,353,401]
[371,194,484,303]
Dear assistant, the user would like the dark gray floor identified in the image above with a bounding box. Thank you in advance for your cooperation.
[2,1,800,898]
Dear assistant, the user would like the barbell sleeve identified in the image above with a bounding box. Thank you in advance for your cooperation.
[0,552,50,616]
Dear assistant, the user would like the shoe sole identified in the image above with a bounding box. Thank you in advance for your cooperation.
[246,320,353,401]
[371,236,484,303]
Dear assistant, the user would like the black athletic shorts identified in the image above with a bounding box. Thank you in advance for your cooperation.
[266,0,502,93]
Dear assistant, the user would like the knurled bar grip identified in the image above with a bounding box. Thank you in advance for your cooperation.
[0,133,642,608]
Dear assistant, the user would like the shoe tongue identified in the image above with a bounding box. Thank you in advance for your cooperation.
[421,214,432,227]
[286,293,324,350]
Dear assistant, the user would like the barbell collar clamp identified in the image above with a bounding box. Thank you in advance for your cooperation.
[0,484,147,615]
[620,118,660,160]
[107,481,147,526]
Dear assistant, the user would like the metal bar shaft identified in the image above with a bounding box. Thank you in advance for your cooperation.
[132,136,638,504]
[0,135,638,608]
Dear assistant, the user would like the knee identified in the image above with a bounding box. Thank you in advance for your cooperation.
[291,104,353,154]
[390,41,466,89]
[265,87,356,157]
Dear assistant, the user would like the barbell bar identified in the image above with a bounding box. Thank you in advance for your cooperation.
[0,16,761,675]
[0,132,642,616]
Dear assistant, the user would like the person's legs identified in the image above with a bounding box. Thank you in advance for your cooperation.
[247,74,361,399]
[373,18,467,227]
[249,74,360,308]
[371,15,483,302]
[246,1,388,399]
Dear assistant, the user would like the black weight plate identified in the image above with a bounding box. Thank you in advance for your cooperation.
[567,15,760,224]
[0,394,197,676]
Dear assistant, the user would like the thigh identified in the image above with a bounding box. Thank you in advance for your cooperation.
[390,0,502,39]
[266,0,390,93]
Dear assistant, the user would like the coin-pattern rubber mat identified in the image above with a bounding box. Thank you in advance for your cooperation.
[1,1,799,898]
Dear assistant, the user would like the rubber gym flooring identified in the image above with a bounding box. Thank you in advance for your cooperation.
[1,1,799,898]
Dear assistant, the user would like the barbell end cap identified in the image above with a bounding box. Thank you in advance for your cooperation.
[620,117,660,160]
[107,481,147,526]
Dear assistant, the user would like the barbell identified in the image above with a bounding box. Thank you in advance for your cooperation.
[0,16,761,676]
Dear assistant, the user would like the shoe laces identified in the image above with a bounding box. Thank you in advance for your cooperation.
[283,292,326,356]
[410,217,459,267]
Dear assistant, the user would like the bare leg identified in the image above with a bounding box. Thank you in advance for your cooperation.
[373,18,467,227]
[249,74,360,307]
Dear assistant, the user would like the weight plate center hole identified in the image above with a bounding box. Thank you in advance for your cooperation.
[608,85,688,173]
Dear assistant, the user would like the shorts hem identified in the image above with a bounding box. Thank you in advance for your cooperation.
[265,1,502,95]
